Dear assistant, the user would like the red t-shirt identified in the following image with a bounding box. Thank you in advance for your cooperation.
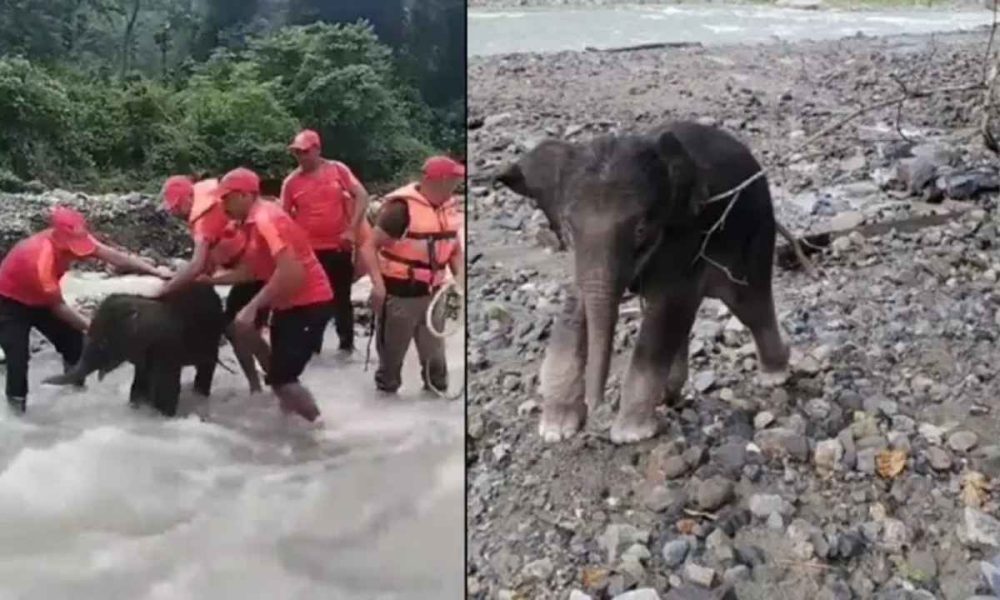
[242,200,333,310]
[0,230,97,307]
[280,160,360,251]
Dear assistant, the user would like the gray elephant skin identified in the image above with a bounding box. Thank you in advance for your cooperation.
[496,120,791,444]
[44,284,225,416]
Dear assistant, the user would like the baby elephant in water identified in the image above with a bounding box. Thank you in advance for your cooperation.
[496,120,791,444]
[44,284,225,416]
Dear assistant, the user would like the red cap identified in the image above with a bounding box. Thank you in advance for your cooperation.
[289,129,321,151]
[50,206,96,257]
[161,175,194,211]
[423,156,465,180]
[216,168,260,198]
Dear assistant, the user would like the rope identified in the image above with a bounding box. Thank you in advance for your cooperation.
[424,279,464,401]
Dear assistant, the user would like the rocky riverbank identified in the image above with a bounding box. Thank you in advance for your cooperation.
[0,189,190,265]
[468,29,1000,600]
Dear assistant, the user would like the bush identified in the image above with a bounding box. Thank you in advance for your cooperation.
[0,20,449,192]
[176,79,299,180]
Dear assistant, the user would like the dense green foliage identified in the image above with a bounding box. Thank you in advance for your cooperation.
[0,0,464,192]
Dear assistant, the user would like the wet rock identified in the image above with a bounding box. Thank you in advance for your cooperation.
[522,557,555,581]
[697,477,735,511]
[754,411,775,430]
[897,156,939,193]
[685,563,716,588]
[570,592,595,600]
[830,211,864,232]
[949,430,979,452]
[663,455,691,480]
[906,549,937,581]
[662,538,691,568]
[749,494,792,519]
[963,507,1000,547]
[722,565,750,585]
[815,438,844,471]
[694,370,717,393]
[879,518,910,553]
[926,446,952,471]
[612,590,661,600]
[856,448,878,474]
[837,531,866,559]
[706,528,735,562]
[601,524,650,563]
[734,544,766,567]
[645,484,684,512]
[755,428,809,461]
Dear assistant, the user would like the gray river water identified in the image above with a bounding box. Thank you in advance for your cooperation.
[469,4,996,56]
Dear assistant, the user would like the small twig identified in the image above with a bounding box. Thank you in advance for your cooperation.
[782,82,984,164]
[985,1,998,84]
[694,186,748,286]
[705,169,767,204]
[888,73,913,143]
[982,0,1000,154]
[682,508,718,520]
[774,559,833,571]
[700,254,749,286]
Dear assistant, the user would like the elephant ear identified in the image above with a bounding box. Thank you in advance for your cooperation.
[654,129,706,227]
[495,139,575,202]
[495,140,576,246]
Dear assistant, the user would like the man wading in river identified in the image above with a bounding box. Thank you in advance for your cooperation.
[362,156,465,394]
[200,167,334,423]
[0,207,171,413]
[158,174,270,392]
[281,129,370,357]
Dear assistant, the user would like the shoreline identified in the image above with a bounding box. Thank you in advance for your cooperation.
[470,0,987,8]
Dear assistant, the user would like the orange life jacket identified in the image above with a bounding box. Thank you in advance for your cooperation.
[377,184,462,288]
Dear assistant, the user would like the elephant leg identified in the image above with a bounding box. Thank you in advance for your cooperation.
[537,292,587,442]
[664,336,689,404]
[193,350,217,398]
[715,280,790,383]
[129,361,149,407]
[611,293,700,445]
[149,361,182,417]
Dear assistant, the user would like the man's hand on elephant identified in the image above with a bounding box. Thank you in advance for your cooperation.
[154,266,174,280]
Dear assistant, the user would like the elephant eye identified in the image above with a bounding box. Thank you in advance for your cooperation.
[635,221,648,243]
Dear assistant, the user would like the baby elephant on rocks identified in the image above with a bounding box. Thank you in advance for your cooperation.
[496,120,791,444]
[44,284,225,416]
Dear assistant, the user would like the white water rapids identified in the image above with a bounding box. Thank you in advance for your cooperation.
[0,272,464,600]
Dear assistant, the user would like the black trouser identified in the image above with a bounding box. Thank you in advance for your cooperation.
[225,281,270,329]
[266,301,335,386]
[315,249,354,352]
[0,296,83,402]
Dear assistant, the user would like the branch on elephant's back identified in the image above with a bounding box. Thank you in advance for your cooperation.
[699,170,817,279]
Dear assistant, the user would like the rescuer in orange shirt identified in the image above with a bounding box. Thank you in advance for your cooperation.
[0,207,172,413]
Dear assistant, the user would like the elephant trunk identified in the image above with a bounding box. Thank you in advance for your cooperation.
[42,359,92,387]
[579,277,623,411]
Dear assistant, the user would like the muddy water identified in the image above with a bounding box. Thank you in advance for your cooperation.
[0,274,464,599]
[468,4,995,56]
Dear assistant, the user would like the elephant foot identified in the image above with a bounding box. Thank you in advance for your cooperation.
[757,347,798,388]
[610,411,658,445]
[757,369,790,388]
[538,402,587,442]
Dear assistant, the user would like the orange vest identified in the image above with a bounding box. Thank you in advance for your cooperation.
[378,184,461,288]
